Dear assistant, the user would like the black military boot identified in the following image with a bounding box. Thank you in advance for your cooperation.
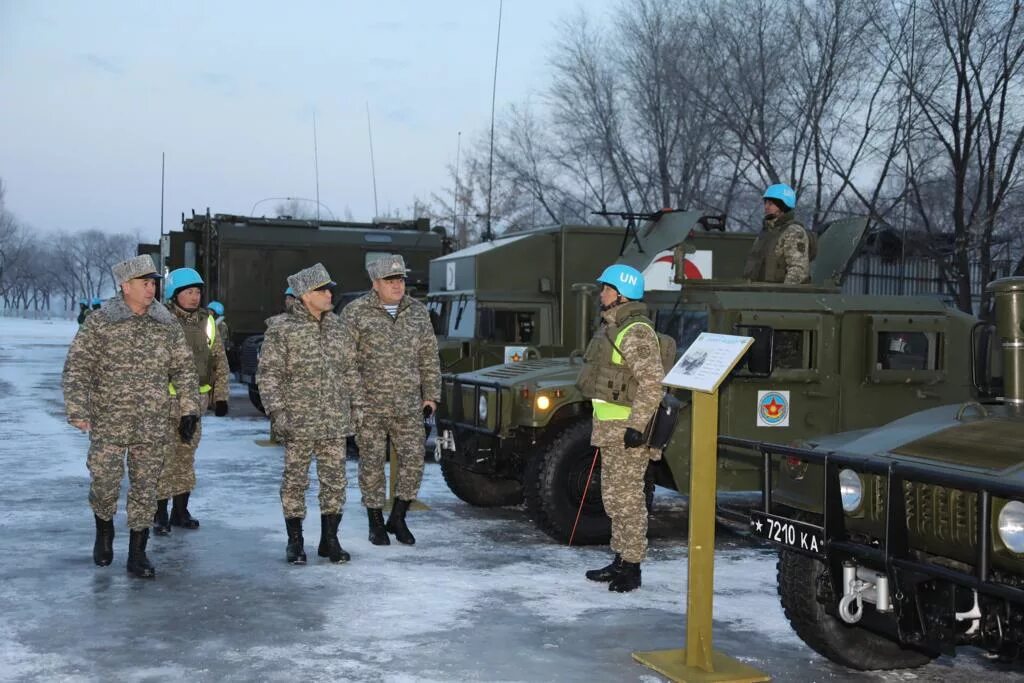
[585,554,622,582]
[93,515,114,566]
[367,508,390,546]
[285,517,306,565]
[385,498,416,545]
[318,513,350,563]
[169,491,200,529]
[608,561,641,592]
[126,528,156,579]
[152,499,171,536]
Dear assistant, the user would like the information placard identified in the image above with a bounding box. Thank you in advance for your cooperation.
[662,333,754,394]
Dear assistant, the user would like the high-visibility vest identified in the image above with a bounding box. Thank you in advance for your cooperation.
[170,314,217,396]
[591,321,652,421]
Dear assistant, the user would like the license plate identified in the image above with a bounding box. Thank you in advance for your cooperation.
[750,511,824,555]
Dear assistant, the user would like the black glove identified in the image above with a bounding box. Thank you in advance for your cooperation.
[178,415,199,443]
[623,427,645,448]
[214,401,228,417]
[423,404,435,419]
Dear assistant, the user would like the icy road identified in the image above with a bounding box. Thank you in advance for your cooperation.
[0,317,1017,682]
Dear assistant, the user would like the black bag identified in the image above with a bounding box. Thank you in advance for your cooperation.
[643,393,682,450]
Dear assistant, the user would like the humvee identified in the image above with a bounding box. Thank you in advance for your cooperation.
[436,211,978,543]
[722,276,1024,669]
[426,217,724,374]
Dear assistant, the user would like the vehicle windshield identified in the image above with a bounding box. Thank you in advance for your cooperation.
[653,305,709,357]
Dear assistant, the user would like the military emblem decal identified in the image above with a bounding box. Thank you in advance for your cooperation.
[757,390,790,427]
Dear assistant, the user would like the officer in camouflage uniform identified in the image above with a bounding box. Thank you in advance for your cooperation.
[152,268,230,536]
[63,255,200,579]
[743,183,816,285]
[257,263,353,565]
[576,264,664,592]
[341,254,440,546]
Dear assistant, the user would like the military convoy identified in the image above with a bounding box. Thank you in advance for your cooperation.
[722,276,1024,668]
[435,211,980,546]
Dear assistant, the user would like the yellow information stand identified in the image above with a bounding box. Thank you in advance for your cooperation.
[633,333,769,682]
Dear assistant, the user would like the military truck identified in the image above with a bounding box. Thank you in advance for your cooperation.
[154,210,452,408]
[722,276,1024,669]
[436,212,979,544]
[426,214,731,374]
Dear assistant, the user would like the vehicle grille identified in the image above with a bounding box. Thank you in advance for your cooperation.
[869,475,976,547]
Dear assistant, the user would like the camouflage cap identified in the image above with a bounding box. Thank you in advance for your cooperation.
[367,254,410,280]
[112,255,161,285]
[287,262,337,298]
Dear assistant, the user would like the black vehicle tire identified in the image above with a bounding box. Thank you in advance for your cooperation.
[524,419,654,545]
[440,456,523,507]
[777,549,935,670]
[248,385,266,414]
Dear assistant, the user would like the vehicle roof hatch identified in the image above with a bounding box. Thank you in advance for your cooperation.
[810,216,870,286]
[615,210,704,271]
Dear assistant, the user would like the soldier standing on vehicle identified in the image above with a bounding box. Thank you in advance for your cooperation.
[257,263,353,565]
[341,254,440,546]
[743,183,816,285]
[576,264,664,592]
[62,255,200,579]
[151,269,230,536]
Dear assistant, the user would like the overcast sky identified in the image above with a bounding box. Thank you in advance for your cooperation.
[0,1,614,241]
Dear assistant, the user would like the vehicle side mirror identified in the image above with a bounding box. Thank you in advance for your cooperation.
[971,322,1003,399]
[735,324,774,376]
[479,308,496,339]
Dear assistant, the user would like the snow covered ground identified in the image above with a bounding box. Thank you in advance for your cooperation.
[0,317,1015,682]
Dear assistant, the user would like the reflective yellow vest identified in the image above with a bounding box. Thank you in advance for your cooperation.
[170,314,217,396]
[591,320,652,421]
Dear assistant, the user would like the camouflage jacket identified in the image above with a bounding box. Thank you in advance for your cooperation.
[588,302,666,443]
[743,212,815,284]
[168,303,230,402]
[340,291,441,416]
[62,295,200,445]
[257,302,353,440]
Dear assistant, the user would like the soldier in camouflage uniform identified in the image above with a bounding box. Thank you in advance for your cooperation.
[152,268,230,537]
[340,254,440,546]
[257,263,353,565]
[62,255,200,579]
[743,183,816,285]
[576,264,664,592]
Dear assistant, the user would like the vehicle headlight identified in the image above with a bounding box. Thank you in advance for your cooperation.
[998,501,1024,553]
[478,395,488,422]
[535,395,551,411]
[839,469,862,512]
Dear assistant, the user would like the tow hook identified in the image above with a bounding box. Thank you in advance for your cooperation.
[955,590,982,635]
[838,561,892,624]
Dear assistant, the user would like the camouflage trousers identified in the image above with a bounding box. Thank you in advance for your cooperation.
[356,411,424,509]
[87,441,164,530]
[593,420,650,564]
[157,394,208,499]
[280,439,347,519]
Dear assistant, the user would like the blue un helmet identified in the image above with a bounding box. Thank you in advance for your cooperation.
[284,286,295,297]
[596,264,645,300]
[165,268,204,301]
[90,297,102,307]
[763,183,797,210]
[208,301,225,316]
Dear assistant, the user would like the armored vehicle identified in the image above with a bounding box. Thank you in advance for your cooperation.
[426,215,730,374]
[156,210,452,408]
[436,212,978,543]
[724,276,1024,669]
